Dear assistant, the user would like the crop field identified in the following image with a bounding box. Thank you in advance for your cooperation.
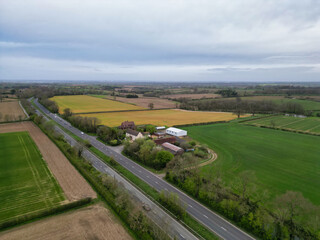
[0,101,26,122]
[0,131,65,223]
[0,122,97,201]
[51,95,144,114]
[81,109,246,127]
[184,123,320,205]
[0,204,133,240]
[101,95,177,109]
[245,115,320,134]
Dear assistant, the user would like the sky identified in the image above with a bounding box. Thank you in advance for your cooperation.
[0,0,320,82]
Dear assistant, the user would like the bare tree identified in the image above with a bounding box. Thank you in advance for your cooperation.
[148,102,154,110]
[235,170,256,201]
[274,191,315,239]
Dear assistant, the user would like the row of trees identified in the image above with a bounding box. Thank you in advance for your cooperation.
[123,139,174,170]
[165,163,320,240]
[33,114,170,240]
[40,98,59,113]
[253,86,320,96]
[180,98,306,115]
[216,88,239,97]
[62,108,101,133]
[0,113,24,122]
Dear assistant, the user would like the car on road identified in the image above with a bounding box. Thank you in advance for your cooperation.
[142,203,151,211]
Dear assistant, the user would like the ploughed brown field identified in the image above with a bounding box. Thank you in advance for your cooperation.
[161,93,221,99]
[0,204,133,240]
[106,95,177,109]
[0,122,96,201]
[0,101,26,122]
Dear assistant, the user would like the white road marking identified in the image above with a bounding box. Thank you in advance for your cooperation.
[203,214,209,219]
[188,204,193,208]
[221,227,227,231]
[155,181,158,184]
[132,166,135,168]
[147,176,150,178]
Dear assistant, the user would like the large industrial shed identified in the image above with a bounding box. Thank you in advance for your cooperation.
[166,127,187,137]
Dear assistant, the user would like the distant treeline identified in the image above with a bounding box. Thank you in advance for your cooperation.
[253,85,320,96]
[180,98,306,115]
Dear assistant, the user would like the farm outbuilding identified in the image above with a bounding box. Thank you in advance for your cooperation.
[166,127,187,137]
[161,142,184,155]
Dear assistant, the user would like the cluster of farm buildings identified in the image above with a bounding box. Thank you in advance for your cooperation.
[120,121,187,155]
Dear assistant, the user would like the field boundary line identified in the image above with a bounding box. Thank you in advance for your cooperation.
[19,100,29,119]
[73,108,175,115]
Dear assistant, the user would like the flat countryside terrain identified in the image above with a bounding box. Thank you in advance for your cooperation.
[0,131,65,223]
[80,109,247,127]
[0,101,26,122]
[0,204,133,240]
[245,115,320,134]
[103,95,177,109]
[0,122,96,201]
[51,95,144,114]
[183,123,320,205]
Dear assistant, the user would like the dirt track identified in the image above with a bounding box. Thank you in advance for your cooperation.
[0,101,26,122]
[0,122,96,201]
[0,204,132,240]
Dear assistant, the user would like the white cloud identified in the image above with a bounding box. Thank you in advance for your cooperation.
[0,0,319,81]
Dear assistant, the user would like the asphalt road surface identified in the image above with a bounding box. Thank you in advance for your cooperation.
[34,98,255,240]
[31,99,197,240]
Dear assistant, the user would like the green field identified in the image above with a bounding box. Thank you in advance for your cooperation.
[183,123,320,205]
[245,115,320,134]
[0,131,65,223]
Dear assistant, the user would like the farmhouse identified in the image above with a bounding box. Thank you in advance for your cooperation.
[166,127,187,137]
[126,129,144,141]
[162,142,184,155]
[154,136,176,145]
[120,121,136,130]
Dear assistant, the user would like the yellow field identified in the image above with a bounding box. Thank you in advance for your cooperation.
[51,95,145,113]
[80,109,248,127]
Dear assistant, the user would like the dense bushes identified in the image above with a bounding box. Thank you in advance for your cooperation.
[159,191,186,220]
[165,168,320,240]
[0,198,92,231]
[67,115,101,133]
[97,126,125,145]
[39,98,59,113]
[123,139,174,170]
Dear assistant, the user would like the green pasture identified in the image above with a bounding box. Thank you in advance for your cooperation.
[0,131,65,223]
[184,123,320,205]
[246,115,320,134]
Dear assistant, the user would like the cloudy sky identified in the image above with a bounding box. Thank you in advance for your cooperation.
[0,0,320,82]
